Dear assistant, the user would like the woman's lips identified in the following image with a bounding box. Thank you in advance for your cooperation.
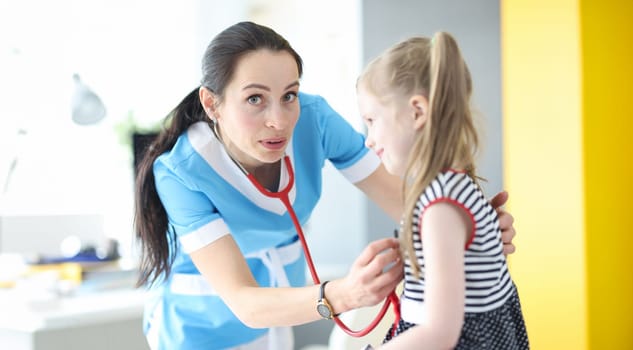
[260,138,287,150]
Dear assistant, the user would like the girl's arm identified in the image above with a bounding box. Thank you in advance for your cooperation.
[189,234,403,328]
[378,201,470,350]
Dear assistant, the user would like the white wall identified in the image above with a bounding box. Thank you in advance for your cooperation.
[0,0,248,257]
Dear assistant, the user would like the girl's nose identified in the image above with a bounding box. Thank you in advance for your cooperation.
[365,135,375,149]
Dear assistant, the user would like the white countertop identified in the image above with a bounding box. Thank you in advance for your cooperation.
[0,288,147,332]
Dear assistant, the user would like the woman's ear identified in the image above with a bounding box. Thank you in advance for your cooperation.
[199,87,217,120]
[410,94,429,130]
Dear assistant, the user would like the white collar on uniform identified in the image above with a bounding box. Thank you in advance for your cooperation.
[187,121,296,215]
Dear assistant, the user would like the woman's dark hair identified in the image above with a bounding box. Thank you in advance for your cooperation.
[134,21,303,287]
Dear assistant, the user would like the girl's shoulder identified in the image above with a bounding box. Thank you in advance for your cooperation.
[418,170,480,206]
[435,170,475,193]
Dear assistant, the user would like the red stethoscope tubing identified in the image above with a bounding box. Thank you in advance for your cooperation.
[247,156,401,337]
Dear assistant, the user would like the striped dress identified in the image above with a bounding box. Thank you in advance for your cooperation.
[384,170,529,349]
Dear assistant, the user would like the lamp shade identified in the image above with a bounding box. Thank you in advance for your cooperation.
[71,74,106,125]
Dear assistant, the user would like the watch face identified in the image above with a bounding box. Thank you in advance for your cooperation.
[317,303,331,318]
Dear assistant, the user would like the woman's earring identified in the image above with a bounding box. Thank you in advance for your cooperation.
[208,111,220,136]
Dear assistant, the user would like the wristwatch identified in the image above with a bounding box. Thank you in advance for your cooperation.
[316,281,337,319]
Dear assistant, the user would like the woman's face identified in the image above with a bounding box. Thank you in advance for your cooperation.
[357,86,420,177]
[212,49,300,171]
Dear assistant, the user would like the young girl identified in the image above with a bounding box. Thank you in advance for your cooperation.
[356,32,529,349]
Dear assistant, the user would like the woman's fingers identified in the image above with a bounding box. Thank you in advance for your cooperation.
[347,238,403,307]
[353,238,400,270]
[498,207,517,255]
[489,191,517,255]
[489,190,509,209]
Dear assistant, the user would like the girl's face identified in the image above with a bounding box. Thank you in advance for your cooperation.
[357,86,426,177]
[207,49,300,171]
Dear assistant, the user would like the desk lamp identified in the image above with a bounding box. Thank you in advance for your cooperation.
[2,74,106,194]
[71,74,106,125]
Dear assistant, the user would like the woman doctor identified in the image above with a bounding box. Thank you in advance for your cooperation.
[134,21,517,350]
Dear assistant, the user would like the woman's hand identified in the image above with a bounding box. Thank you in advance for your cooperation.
[489,191,517,255]
[328,238,403,313]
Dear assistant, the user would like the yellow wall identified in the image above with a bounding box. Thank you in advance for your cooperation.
[502,0,633,349]
[581,0,633,348]
[501,0,585,348]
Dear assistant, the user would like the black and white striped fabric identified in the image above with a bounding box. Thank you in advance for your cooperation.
[403,170,513,312]
[385,170,529,348]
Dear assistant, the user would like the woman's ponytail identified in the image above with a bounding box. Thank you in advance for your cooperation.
[134,88,207,287]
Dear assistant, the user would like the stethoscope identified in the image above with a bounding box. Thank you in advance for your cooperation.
[233,150,401,337]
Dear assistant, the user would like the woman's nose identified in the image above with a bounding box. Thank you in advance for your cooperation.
[265,105,292,129]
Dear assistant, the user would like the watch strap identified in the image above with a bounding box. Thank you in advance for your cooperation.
[319,280,330,300]
[318,280,340,318]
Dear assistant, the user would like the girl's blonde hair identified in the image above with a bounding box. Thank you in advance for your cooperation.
[358,32,480,276]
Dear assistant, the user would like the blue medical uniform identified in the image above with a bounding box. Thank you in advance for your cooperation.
[144,92,381,349]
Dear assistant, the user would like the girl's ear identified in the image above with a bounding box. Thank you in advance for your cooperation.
[410,94,429,130]
[199,87,218,120]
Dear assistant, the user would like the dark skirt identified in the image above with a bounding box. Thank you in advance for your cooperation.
[383,287,529,349]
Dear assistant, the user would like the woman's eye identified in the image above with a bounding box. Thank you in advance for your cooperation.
[247,95,262,105]
[283,92,298,103]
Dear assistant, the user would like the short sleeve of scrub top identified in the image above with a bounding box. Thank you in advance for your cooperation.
[153,160,229,254]
[294,93,380,184]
